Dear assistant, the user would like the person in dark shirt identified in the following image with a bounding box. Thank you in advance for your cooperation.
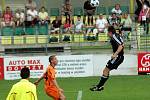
[90,26,124,91]
[108,13,121,28]
[61,0,74,24]
[83,0,96,25]
[51,16,62,34]
[135,0,150,21]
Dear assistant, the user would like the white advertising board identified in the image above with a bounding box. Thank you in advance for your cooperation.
[3,54,137,80]
[4,55,93,80]
[4,56,48,80]
[56,55,93,77]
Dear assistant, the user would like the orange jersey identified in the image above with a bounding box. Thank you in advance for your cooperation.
[44,65,56,88]
[44,65,60,99]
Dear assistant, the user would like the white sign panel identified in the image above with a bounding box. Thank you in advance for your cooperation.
[4,56,48,80]
[56,55,93,77]
[4,55,93,80]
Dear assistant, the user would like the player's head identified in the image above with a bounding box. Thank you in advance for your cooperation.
[6,6,11,12]
[77,15,81,20]
[99,13,103,19]
[143,4,148,9]
[49,55,58,66]
[41,6,46,12]
[115,4,120,10]
[107,26,116,37]
[20,67,30,79]
[28,0,32,2]
[65,0,70,4]
[111,13,117,18]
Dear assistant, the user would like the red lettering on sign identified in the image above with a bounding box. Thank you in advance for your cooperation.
[6,65,43,71]
[0,58,4,80]
[28,60,41,64]
[138,53,150,73]
[9,60,25,65]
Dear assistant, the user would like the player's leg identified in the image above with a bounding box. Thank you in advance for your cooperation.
[91,16,93,25]
[45,88,61,100]
[88,16,90,25]
[90,56,124,91]
[1,22,5,28]
[83,10,87,25]
[90,58,113,91]
[90,67,110,91]
[96,67,110,88]
[146,18,149,34]
[59,91,66,100]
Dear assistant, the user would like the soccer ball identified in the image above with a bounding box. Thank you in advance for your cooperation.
[90,0,99,7]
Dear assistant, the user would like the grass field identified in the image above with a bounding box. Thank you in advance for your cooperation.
[0,75,150,100]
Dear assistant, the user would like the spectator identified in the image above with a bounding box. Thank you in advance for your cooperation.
[121,13,132,30]
[15,9,25,26]
[61,0,74,24]
[108,13,121,28]
[25,0,37,9]
[83,0,96,25]
[1,6,15,28]
[6,67,38,100]
[38,6,50,25]
[51,16,62,34]
[61,0,72,16]
[121,13,132,40]
[111,4,122,16]
[63,14,72,33]
[94,14,108,33]
[138,5,150,34]
[74,15,84,33]
[135,0,150,21]
[26,7,38,26]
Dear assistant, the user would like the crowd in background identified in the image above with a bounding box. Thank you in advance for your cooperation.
[0,0,150,40]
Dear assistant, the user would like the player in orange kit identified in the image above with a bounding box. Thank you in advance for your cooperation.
[34,55,66,100]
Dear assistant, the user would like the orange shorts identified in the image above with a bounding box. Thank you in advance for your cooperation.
[45,87,60,100]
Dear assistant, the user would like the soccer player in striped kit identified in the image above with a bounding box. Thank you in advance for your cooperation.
[90,26,124,91]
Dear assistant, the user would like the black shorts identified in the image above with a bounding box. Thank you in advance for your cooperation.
[84,9,95,16]
[106,56,124,70]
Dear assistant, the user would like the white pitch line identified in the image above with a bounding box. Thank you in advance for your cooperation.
[77,90,82,100]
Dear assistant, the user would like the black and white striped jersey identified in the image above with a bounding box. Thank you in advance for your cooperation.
[110,33,124,56]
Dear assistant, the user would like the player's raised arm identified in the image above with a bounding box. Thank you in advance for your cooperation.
[34,72,45,86]
[112,44,124,59]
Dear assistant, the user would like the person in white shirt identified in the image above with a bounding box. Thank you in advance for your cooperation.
[121,13,132,40]
[111,4,122,17]
[38,6,50,25]
[74,15,84,33]
[15,9,25,26]
[26,7,38,26]
[94,14,108,34]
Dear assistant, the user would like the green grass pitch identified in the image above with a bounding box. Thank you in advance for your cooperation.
[0,75,150,100]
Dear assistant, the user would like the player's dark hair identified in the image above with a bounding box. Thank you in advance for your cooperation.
[40,6,46,11]
[20,67,30,79]
[77,15,81,17]
[65,14,71,24]
[49,55,56,63]
[6,6,10,9]
[108,26,116,34]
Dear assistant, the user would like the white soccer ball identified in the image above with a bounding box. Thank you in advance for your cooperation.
[90,0,99,7]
